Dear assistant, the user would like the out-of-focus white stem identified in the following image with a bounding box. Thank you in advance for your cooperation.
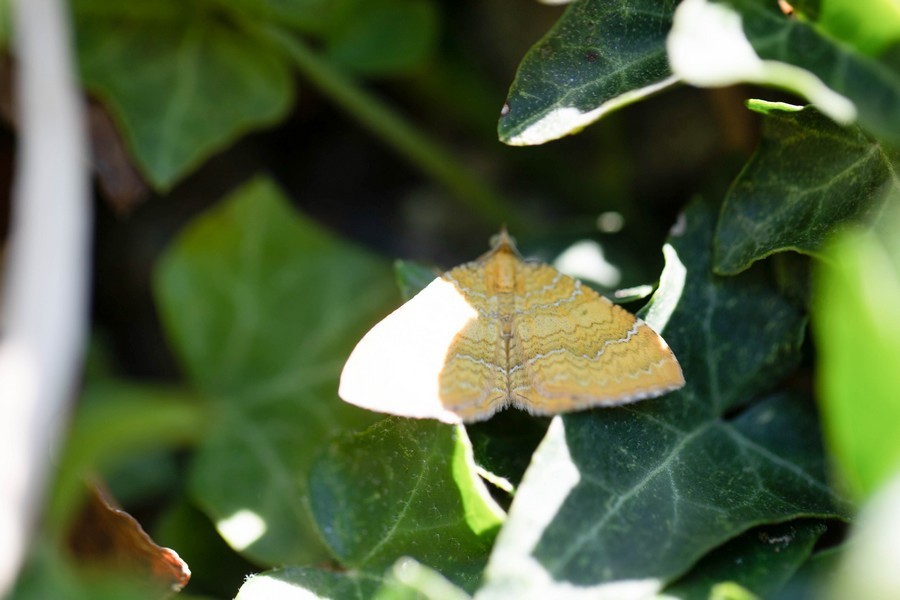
[0,0,90,593]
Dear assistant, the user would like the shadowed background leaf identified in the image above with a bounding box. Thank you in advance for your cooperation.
[154,177,397,565]
[73,0,294,189]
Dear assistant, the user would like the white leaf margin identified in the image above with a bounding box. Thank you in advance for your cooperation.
[666,0,857,125]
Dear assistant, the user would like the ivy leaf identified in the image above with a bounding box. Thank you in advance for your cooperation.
[498,0,678,146]
[308,419,504,592]
[663,520,827,599]
[73,0,294,189]
[477,199,849,598]
[775,546,842,600]
[714,101,900,275]
[154,177,397,565]
[668,0,900,145]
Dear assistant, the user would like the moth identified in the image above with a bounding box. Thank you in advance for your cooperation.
[339,230,684,423]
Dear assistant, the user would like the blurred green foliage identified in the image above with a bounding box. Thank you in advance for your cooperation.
[814,211,900,501]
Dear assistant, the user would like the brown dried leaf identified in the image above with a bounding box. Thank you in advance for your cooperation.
[67,483,190,594]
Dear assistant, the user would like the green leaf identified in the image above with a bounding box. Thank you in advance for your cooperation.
[478,199,849,597]
[154,177,397,565]
[664,520,827,599]
[668,0,900,144]
[813,217,900,500]
[775,546,842,600]
[49,381,208,533]
[714,102,900,274]
[11,543,161,600]
[308,419,504,592]
[325,0,438,76]
[73,0,294,189]
[818,0,900,57]
[498,0,678,146]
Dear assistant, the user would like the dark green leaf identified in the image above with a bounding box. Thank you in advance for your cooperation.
[154,177,397,565]
[714,102,900,274]
[774,546,842,600]
[664,520,827,599]
[467,411,550,496]
[498,0,678,145]
[73,0,293,189]
[478,199,849,597]
[308,418,503,592]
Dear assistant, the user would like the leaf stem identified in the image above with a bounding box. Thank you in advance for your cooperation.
[261,25,530,233]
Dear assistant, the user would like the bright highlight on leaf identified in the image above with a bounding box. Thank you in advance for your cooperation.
[339,230,684,423]
[667,0,857,125]
[216,510,267,552]
[553,239,622,288]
